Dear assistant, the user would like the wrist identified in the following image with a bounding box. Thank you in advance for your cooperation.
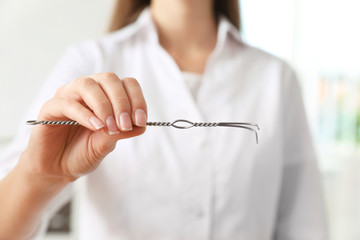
[0,153,70,240]
[13,164,69,195]
[16,150,74,189]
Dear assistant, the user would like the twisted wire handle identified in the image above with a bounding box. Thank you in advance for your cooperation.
[26,119,259,143]
[26,120,79,125]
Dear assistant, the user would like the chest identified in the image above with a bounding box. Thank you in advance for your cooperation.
[83,44,285,236]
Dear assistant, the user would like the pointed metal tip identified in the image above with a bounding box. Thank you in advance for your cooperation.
[26,120,41,125]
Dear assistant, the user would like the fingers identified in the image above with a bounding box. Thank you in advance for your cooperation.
[54,73,147,135]
[91,73,133,132]
[121,77,147,127]
[72,76,118,133]
[39,98,104,132]
[89,73,148,131]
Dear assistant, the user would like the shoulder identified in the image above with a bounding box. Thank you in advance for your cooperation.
[226,43,300,99]
[253,45,298,83]
[241,43,291,71]
[65,20,146,73]
[72,17,146,55]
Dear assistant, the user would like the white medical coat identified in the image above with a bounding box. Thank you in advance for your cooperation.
[0,8,327,240]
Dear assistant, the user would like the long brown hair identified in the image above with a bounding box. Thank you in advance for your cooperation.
[108,0,241,32]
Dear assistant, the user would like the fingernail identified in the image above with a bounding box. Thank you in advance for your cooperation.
[120,112,132,131]
[89,116,104,130]
[135,109,147,127]
[106,116,120,135]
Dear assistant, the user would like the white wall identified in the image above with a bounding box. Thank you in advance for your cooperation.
[240,0,296,62]
[0,0,115,147]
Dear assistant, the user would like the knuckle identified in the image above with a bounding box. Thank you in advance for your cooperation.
[38,98,57,117]
[79,107,91,117]
[114,96,130,104]
[122,77,139,85]
[61,98,73,108]
[77,77,97,89]
[101,72,119,80]
[113,96,131,111]
[93,99,112,112]
[54,84,68,96]
[40,99,53,111]
[101,76,120,86]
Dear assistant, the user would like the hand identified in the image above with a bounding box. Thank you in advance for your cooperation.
[21,73,147,182]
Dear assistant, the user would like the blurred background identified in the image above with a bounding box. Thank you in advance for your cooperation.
[1,0,359,239]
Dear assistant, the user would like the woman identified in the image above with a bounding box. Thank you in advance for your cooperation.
[0,0,327,239]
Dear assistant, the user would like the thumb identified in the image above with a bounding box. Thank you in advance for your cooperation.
[89,127,146,161]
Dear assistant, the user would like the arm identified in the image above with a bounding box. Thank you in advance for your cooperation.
[0,73,148,240]
[274,68,328,240]
[0,160,69,240]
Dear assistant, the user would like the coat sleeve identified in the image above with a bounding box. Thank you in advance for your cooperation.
[0,42,98,238]
[274,65,328,240]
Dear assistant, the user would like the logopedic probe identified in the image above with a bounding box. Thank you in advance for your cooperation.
[26,119,260,143]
